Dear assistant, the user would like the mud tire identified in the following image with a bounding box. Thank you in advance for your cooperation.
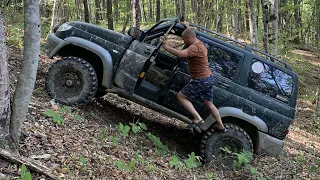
[45,56,98,105]
[200,124,253,167]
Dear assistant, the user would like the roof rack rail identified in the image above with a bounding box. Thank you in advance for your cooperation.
[189,24,292,71]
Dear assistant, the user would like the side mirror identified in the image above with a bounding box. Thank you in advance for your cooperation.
[128,27,145,41]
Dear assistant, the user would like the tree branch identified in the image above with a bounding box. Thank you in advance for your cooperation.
[0,149,58,180]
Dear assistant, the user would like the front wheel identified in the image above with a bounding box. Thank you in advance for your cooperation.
[200,124,253,167]
[45,56,98,105]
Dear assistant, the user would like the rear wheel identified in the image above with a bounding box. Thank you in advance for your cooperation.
[200,124,253,168]
[45,56,98,105]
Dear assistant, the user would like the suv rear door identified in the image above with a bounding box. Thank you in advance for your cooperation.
[233,56,298,139]
[163,35,245,118]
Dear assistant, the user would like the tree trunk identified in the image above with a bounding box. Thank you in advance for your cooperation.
[83,0,90,23]
[317,96,320,117]
[106,0,113,30]
[175,0,185,19]
[95,0,101,23]
[191,0,197,22]
[10,0,41,149]
[181,0,185,19]
[226,12,230,36]
[133,0,141,29]
[293,0,302,44]
[231,0,239,40]
[262,0,269,53]
[316,0,320,53]
[39,0,50,18]
[121,0,132,33]
[50,0,64,31]
[141,0,147,22]
[247,0,258,48]
[0,12,11,150]
[256,0,260,29]
[216,3,224,33]
[63,3,69,23]
[102,0,106,19]
[75,0,81,20]
[156,0,160,22]
[149,0,153,20]
[269,0,278,55]
[114,0,119,22]
[162,0,166,18]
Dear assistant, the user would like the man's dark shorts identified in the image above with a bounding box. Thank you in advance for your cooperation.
[181,75,214,101]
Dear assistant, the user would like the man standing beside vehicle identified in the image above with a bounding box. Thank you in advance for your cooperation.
[161,21,225,131]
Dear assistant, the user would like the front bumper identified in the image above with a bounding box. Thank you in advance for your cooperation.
[45,33,69,58]
[258,131,284,155]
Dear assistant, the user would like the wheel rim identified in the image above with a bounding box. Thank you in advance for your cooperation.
[216,136,243,154]
[52,66,84,100]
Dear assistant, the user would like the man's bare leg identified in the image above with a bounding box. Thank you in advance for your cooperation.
[177,91,202,123]
[204,100,225,130]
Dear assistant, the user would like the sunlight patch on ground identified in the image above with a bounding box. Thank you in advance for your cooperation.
[286,127,320,155]
[291,49,320,67]
[292,49,319,58]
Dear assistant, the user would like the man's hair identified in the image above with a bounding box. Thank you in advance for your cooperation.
[182,28,196,38]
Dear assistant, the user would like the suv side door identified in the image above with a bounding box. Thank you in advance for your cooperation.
[162,35,245,119]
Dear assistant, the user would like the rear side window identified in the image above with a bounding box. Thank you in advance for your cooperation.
[247,59,293,103]
[202,41,243,79]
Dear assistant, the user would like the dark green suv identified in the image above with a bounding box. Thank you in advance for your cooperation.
[45,18,298,163]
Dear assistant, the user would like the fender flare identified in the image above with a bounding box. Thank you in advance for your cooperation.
[57,37,113,88]
[200,107,268,132]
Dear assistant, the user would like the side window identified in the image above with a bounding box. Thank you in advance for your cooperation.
[247,59,293,103]
[203,41,243,79]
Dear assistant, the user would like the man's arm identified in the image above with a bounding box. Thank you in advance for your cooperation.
[162,44,189,58]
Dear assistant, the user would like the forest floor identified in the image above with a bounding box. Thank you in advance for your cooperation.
[1,15,320,180]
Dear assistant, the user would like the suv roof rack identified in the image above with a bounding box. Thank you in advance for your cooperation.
[189,24,292,71]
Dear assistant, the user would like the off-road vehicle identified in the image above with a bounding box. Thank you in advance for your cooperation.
[45,18,298,163]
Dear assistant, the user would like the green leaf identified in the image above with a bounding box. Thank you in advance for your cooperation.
[249,167,258,174]
[74,114,84,121]
[58,105,71,114]
[117,123,131,136]
[109,135,119,146]
[132,125,141,134]
[138,122,147,130]
[43,109,56,117]
[115,161,125,170]
[118,123,124,131]
[52,115,64,124]
[20,164,32,180]
[205,173,213,179]
[79,156,87,166]
[184,152,200,168]
[169,155,183,170]
[128,160,136,172]
[309,165,319,173]
[147,133,168,155]
[99,128,107,140]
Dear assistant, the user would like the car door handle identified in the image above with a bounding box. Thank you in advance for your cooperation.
[217,81,230,88]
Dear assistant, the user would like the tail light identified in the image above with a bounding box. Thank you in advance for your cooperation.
[285,120,294,135]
